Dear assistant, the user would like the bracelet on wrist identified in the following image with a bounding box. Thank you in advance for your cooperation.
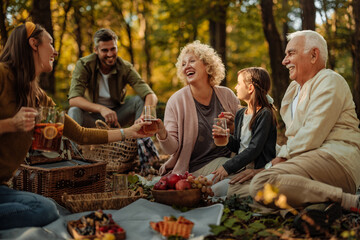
[120,128,125,140]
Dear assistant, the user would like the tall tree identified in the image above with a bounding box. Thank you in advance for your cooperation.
[209,0,229,86]
[111,0,135,65]
[353,0,360,120]
[0,0,8,48]
[300,0,316,30]
[31,0,55,95]
[260,0,289,108]
[137,0,153,86]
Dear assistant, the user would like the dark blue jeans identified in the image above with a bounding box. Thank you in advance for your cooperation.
[67,95,144,128]
[0,185,59,229]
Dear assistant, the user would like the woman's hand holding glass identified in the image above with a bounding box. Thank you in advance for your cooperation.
[12,107,38,132]
[155,119,167,140]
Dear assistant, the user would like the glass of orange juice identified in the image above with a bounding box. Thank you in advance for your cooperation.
[142,105,158,134]
[213,118,229,146]
[32,107,65,152]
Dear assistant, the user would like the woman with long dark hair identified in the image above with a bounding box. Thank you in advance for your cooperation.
[0,22,152,229]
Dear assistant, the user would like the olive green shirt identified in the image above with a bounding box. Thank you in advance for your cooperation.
[68,53,154,104]
[0,63,108,184]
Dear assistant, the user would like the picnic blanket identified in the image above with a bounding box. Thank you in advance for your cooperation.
[0,198,223,240]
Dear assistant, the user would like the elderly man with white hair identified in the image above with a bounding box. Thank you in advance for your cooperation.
[249,30,360,234]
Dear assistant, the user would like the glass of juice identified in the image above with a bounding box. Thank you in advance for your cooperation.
[142,105,158,134]
[213,118,229,146]
[32,107,65,152]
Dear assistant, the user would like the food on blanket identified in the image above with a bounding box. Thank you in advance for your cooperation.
[187,175,214,198]
[154,178,168,190]
[175,179,191,190]
[68,210,125,240]
[150,216,194,239]
[166,173,182,189]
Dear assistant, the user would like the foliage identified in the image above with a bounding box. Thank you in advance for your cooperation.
[0,0,358,112]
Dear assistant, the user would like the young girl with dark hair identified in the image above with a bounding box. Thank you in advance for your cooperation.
[211,67,277,198]
[0,22,152,229]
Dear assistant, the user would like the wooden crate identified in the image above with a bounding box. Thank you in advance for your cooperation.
[13,156,106,204]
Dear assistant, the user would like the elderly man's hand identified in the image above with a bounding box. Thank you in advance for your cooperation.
[229,168,263,184]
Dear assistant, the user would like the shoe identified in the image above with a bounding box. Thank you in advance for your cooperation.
[293,202,342,236]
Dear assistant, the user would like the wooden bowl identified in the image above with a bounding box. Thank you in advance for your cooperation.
[152,188,201,207]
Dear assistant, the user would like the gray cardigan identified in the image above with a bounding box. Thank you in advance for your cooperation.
[223,107,277,174]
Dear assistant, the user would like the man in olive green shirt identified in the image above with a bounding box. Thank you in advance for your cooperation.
[68,28,157,127]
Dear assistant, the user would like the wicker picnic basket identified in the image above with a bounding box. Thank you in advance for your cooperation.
[81,120,138,173]
[62,188,145,213]
[13,156,107,204]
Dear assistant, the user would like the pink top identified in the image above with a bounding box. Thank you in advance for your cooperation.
[157,85,240,175]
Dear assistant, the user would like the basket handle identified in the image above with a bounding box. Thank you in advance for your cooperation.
[131,187,144,197]
[95,120,121,129]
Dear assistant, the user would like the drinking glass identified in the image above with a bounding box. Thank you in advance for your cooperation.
[142,105,158,134]
[113,174,128,196]
[213,118,229,146]
[32,106,65,152]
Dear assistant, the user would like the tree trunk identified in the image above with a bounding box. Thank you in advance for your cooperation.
[209,1,228,86]
[300,0,316,30]
[111,0,135,65]
[73,5,83,58]
[31,0,55,95]
[353,0,360,121]
[0,0,8,48]
[260,0,289,108]
[57,0,72,61]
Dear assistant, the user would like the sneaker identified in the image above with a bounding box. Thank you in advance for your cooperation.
[349,196,360,214]
[293,202,342,236]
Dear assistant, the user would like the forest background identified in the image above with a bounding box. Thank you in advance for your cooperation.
[0,0,359,124]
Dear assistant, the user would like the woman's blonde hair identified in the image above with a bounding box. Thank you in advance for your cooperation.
[175,40,225,86]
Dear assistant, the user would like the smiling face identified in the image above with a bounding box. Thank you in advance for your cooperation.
[181,52,208,85]
[95,40,118,73]
[35,31,57,74]
[282,36,314,86]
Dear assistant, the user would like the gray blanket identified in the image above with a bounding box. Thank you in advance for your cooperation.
[0,198,223,240]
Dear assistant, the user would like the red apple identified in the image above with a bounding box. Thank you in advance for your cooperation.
[166,173,182,189]
[175,179,192,190]
[154,179,167,190]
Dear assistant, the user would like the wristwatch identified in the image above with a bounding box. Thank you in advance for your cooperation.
[264,161,272,169]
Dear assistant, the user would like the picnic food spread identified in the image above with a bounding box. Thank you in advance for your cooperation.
[153,172,214,197]
[67,210,125,240]
[152,172,214,207]
[150,216,195,239]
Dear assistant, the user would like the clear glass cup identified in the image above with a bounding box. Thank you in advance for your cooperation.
[32,107,65,152]
[142,105,158,134]
[113,174,128,196]
[213,118,229,146]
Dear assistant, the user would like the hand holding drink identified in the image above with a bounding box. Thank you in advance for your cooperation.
[32,107,65,152]
[213,118,229,146]
[142,105,158,134]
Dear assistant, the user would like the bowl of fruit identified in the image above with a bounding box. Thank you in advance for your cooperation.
[151,172,213,207]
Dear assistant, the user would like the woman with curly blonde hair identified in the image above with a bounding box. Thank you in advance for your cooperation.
[156,41,240,178]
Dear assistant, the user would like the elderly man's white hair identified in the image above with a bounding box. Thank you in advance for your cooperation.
[287,30,328,66]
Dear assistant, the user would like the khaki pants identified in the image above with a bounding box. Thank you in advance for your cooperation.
[227,180,251,198]
[249,149,356,208]
[192,157,230,177]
